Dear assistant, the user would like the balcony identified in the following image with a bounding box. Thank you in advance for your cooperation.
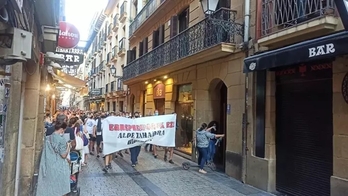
[113,14,119,32]
[259,0,338,48]
[123,8,240,83]
[118,37,126,56]
[129,0,181,40]
[129,0,159,37]
[98,60,106,73]
[119,1,127,23]
[112,46,118,61]
[107,52,113,66]
[108,24,113,39]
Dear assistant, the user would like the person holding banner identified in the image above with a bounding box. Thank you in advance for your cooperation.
[152,109,160,158]
[130,112,142,167]
[196,123,224,174]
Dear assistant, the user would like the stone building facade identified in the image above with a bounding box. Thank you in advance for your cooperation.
[123,0,257,179]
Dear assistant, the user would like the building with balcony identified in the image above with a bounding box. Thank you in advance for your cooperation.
[124,0,251,178]
[85,0,129,112]
[243,0,348,195]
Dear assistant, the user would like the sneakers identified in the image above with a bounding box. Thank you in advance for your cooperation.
[198,169,207,174]
[168,160,174,164]
[131,164,136,167]
[108,164,112,169]
[118,152,124,158]
[102,167,108,173]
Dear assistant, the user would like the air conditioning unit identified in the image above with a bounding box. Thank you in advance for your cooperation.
[0,27,32,61]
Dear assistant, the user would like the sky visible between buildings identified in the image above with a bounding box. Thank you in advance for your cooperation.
[65,0,109,48]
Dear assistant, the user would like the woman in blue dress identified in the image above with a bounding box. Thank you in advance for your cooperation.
[36,121,71,196]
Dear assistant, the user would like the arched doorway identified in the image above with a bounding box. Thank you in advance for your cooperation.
[209,78,227,171]
[130,94,135,114]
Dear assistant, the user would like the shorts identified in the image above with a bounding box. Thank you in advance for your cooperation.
[83,145,89,154]
[96,135,103,146]
[89,134,96,141]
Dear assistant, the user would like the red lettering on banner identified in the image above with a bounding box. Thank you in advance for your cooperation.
[108,121,174,131]
[166,122,174,128]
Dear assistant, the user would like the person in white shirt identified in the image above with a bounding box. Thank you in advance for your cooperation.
[85,114,96,155]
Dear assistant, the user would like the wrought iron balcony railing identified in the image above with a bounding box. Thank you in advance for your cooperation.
[111,81,115,92]
[119,37,126,51]
[123,8,240,81]
[129,0,160,36]
[98,60,106,72]
[261,0,336,37]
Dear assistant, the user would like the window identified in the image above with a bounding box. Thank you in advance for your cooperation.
[178,8,189,33]
[139,41,144,56]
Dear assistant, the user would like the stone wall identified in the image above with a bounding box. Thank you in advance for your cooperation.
[331,56,348,195]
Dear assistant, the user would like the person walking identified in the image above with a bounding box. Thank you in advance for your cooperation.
[36,121,71,196]
[129,112,141,167]
[85,114,97,155]
[195,123,224,174]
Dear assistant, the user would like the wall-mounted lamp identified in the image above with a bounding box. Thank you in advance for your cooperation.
[110,65,122,78]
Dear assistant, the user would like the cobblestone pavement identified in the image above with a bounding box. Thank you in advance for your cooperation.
[78,147,275,196]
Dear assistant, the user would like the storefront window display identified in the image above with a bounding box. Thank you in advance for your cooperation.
[175,84,193,155]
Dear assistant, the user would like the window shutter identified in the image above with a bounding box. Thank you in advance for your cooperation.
[126,50,132,64]
[152,31,156,48]
[139,41,144,56]
[159,25,164,44]
[144,37,148,53]
[170,15,178,37]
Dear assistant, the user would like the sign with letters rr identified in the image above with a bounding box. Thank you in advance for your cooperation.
[308,43,335,58]
[55,47,84,65]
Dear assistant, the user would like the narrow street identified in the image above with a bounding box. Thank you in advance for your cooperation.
[78,148,273,196]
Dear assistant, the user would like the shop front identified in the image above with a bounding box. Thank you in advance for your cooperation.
[244,31,348,195]
[126,51,246,177]
[175,84,194,155]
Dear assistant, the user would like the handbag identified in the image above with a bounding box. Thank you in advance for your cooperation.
[74,127,84,151]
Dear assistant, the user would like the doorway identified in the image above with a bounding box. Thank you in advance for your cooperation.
[275,63,333,196]
[209,79,227,172]
[130,94,135,114]
[154,98,165,115]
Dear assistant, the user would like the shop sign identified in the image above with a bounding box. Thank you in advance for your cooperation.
[58,21,80,49]
[153,83,165,99]
[308,43,335,58]
[55,47,84,65]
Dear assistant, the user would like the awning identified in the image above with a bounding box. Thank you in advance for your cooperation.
[244,31,348,72]
[51,70,86,88]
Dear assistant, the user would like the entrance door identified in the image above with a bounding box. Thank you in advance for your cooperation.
[275,63,333,196]
[154,98,165,114]
[215,83,227,171]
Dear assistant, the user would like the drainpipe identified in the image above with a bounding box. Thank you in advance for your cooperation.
[241,0,251,184]
[14,83,25,196]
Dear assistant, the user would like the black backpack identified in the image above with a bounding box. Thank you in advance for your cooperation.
[96,118,102,133]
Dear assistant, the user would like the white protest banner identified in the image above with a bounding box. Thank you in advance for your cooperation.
[102,114,176,155]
